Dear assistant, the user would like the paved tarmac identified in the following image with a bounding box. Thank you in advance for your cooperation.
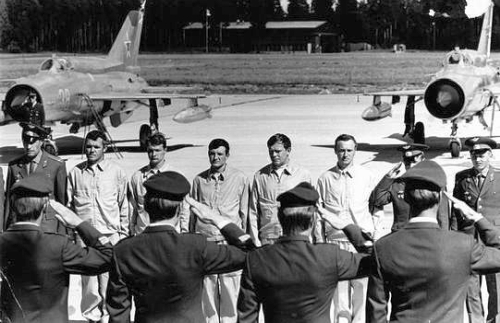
[0,94,498,321]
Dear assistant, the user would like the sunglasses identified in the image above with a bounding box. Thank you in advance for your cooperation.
[22,134,41,144]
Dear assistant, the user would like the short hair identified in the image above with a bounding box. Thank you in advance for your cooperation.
[208,138,230,154]
[267,133,291,150]
[335,134,357,149]
[11,195,48,222]
[144,193,182,222]
[278,205,317,235]
[147,133,167,148]
[85,130,107,145]
[404,181,441,215]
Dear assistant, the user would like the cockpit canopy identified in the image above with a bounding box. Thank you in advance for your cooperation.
[444,49,487,68]
[39,57,74,72]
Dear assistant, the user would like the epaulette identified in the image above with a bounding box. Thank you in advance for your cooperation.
[45,153,64,163]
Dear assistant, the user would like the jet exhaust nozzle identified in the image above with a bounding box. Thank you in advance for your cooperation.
[424,79,465,119]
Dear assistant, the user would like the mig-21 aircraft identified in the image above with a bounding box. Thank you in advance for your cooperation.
[361,2,500,157]
[0,1,212,153]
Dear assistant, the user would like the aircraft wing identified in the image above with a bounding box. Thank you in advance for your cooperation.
[87,92,204,101]
[366,89,426,97]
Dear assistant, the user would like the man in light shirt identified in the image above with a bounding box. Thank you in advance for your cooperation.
[316,133,379,323]
[248,133,311,246]
[128,133,174,235]
[67,130,129,323]
[189,138,249,323]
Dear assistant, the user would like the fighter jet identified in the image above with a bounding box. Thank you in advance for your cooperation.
[362,3,500,157]
[0,1,210,153]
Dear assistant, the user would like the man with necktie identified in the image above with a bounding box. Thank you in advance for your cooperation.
[453,136,500,323]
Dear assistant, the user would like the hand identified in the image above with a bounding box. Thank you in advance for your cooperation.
[387,161,403,178]
[49,200,83,228]
[318,206,349,230]
[443,191,483,223]
[185,196,226,228]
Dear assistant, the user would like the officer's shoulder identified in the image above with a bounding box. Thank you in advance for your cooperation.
[45,152,64,164]
[8,155,25,166]
[43,231,70,240]
[114,235,135,247]
[455,168,472,179]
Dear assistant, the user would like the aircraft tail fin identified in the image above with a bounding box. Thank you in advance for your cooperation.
[107,2,145,68]
[477,3,494,57]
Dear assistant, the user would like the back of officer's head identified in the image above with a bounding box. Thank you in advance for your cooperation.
[143,171,190,222]
[401,160,446,216]
[11,173,52,222]
[277,182,318,235]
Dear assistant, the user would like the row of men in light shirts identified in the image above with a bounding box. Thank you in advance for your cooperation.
[2,122,500,323]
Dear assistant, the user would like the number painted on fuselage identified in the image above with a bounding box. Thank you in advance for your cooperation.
[58,88,70,108]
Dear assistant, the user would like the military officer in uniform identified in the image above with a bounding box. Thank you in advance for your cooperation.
[107,171,255,323]
[25,92,45,126]
[0,173,113,323]
[370,143,450,231]
[3,123,68,235]
[453,137,500,323]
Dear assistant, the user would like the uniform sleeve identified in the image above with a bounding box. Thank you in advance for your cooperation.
[437,190,451,230]
[237,258,260,323]
[127,174,139,236]
[366,246,389,323]
[107,252,132,323]
[239,176,250,232]
[0,168,5,233]
[54,161,68,205]
[335,247,372,280]
[452,174,474,233]
[117,168,130,237]
[313,177,326,243]
[476,218,500,248]
[62,222,113,274]
[369,175,394,211]
[3,166,15,231]
[201,236,247,275]
[470,239,500,275]
[248,177,261,247]
[66,169,75,210]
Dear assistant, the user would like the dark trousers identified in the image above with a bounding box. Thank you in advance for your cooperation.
[466,274,484,323]
[486,272,500,323]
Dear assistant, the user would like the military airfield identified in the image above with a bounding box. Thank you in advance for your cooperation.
[2,48,500,320]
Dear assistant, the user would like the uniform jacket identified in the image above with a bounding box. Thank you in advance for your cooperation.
[4,151,67,233]
[453,167,500,234]
[367,219,500,323]
[107,223,254,323]
[370,175,451,230]
[0,222,113,323]
[237,228,373,323]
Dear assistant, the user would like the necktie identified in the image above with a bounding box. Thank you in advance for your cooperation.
[29,161,36,174]
[477,174,485,190]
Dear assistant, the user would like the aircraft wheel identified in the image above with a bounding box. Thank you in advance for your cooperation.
[413,122,425,144]
[42,139,58,156]
[450,141,461,158]
[139,124,151,151]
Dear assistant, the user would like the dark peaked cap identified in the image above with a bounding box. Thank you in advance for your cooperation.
[277,182,319,208]
[143,171,190,201]
[465,137,497,152]
[397,143,429,158]
[400,160,447,190]
[20,122,49,138]
[11,173,52,197]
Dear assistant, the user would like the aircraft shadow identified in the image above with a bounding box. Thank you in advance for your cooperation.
[312,133,469,163]
[0,135,199,164]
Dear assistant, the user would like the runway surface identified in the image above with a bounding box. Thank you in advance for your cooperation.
[0,94,498,321]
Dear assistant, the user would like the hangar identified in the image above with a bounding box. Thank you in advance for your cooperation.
[183,21,340,53]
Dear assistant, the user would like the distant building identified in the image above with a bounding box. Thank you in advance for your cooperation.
[182,21,340,53]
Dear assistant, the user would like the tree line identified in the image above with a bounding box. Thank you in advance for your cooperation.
[1,0,498,53]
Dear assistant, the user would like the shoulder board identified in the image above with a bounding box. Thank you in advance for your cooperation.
[46,154,64,163]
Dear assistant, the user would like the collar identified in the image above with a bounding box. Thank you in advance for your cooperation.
[208,165,228,181]
[142,160,170,178]
[408,217,438,224]
[332,164,355,178]
[31,151,43,164]
[476,167,489,177]
[143,224,177,233]
[269,163,293,176]
[8,223,42,232]
[84,159,106,172]
[277,234,311,243]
